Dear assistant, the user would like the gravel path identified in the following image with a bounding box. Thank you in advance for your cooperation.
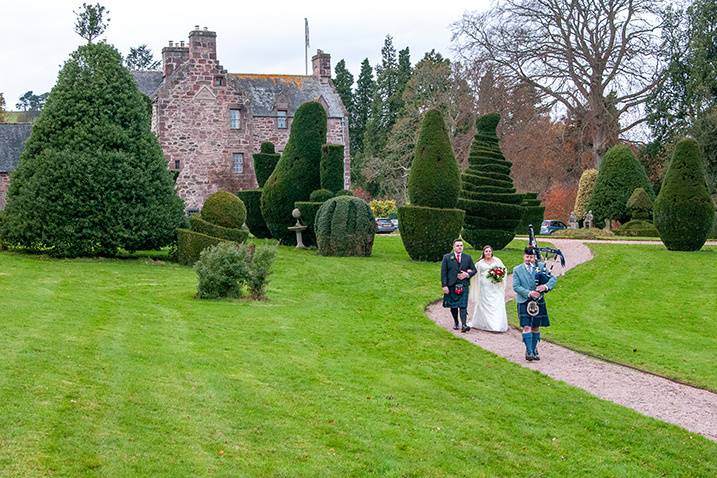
[426,239,717,441]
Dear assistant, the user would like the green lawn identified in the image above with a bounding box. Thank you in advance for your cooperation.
[510,243,717,391]
[0,238,714,476]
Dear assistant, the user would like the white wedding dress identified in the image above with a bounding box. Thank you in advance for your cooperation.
[468,258,508,332]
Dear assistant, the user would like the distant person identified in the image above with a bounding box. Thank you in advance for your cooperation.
[512,247,557,361]
[441,239,476,333]
[468,245,508,332]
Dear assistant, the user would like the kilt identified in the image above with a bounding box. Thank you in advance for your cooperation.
[443,282,469,309]
[517,298,550,328]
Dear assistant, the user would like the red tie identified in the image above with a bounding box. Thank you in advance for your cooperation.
[456,254,461,264]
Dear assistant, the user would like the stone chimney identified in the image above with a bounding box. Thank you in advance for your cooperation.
[312,49,331,84]
[189,25,217,60]
[162,40,189,78]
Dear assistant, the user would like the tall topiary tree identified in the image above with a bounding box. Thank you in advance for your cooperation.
[574,168,599,221]
[398,109,464,261]
[238,142,279,239]
[654,138,714,250]
[261,102,327,243]
[458,113,524,250]
[320,144,344,192]
[253,142,280,188]
[589,145,653,228]
[0,42,184,257]
[515,192,545,234]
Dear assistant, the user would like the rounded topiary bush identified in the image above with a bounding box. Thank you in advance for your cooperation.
[398,206,464,261]
[202,191,247,228]
[589,145,653,227]
[515,192,545,234]
[315,196,375,256]
[189,214,249,242]
[654,138,714,250]
[627,187,653,220]
[236,189,272,238]
[574,168,598,221]
[335,189,353,197]
[616,220,658,237]
[320,144,344,192]
[309,188,334,202]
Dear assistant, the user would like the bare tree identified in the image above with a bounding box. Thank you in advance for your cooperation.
[452,0,666,166]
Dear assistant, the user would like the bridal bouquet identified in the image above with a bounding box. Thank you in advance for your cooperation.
[487,266,507,284]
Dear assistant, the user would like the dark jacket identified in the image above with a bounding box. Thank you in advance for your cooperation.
[441,252,476,287]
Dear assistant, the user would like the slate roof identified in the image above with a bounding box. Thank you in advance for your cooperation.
[132,70,164,97]
[0,123,32,173]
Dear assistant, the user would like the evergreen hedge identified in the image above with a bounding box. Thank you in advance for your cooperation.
[335,189,353,196]
[398,206,465,261]
[315,196,375,256]
[309,189,334,202]
[320,144,344,192]
[177,228,227,265]
[201,191,247,228]
[616,220,658,237]
[654,138,714,250]
[627,187,653,220]
[253,142,280,188]
[574,169,599,221]
[236,190,272,238]
[515,192,545,234]
[0,42,184,257]
[261,102,327,243]
[589,145,653,227]
[457,113,524,250]
[189,215,249,242]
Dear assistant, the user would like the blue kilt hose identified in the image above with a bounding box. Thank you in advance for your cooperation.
[443,281,469,309]
[518,298,550,328]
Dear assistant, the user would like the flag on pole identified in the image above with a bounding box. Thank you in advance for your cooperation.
[305,18,310,49]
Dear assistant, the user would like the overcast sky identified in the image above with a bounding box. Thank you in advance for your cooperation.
[1,0,490,108]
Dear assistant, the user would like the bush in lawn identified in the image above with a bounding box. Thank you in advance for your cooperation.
[236,190,272,238]
[177,228,227,265]
[201,191,247,229]
[616,220,658,237]
[194,241,278,299]
[261,102,327,243]
[315,196,375,256]
[515,192,545,234]
[253,142,280,188]
[320,144,344,192]
[189,214,249,242]
[627,187,653,220]
[398,206,465,261]
[574,169,599,221]
[654,138,714,250]
[309,189,334,202]
[0,42,184,257]
[589,145,653,228]
[457,113,524,250]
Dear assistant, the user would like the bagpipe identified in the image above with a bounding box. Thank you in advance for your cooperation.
[525,225,566,317]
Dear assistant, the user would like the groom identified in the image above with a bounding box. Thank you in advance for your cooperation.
[441,239,476,333]
[512,247,557,361]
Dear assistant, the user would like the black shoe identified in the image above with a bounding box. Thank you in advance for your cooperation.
[533,350,540,361]
[461,326,469,333]
[525,352,534,361]
[452,324,460,330]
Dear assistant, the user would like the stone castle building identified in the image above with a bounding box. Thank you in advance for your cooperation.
[134,26,350,210]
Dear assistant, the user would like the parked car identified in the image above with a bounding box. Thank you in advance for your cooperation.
[375,217,397,233]
[390,218,399,230]
[540,219,568,235]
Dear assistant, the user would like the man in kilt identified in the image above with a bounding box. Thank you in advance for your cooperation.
[441,239,477,333]
[512,247,557,361]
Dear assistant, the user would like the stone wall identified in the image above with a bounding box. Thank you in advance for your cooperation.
[0,173,9,209]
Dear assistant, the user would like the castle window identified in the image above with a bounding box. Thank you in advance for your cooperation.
[277,110,287,129]
[174,159,181,170]
[214,76,225,87]
[230,109,241,129]
[232,152,244,174]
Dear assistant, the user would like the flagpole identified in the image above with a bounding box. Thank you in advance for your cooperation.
[304,18,309,75]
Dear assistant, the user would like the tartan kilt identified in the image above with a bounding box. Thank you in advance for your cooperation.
[517,298,550,328]
[443,282,469,309]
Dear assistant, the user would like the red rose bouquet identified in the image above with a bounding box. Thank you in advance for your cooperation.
[487,266,507,284]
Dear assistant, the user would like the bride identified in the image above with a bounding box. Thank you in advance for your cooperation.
[468,245,508,332]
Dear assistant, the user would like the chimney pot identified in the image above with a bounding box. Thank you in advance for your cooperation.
[204,26,208,31]
[169,40,174,47]
[180,41,185,47]
[195,24,200,30]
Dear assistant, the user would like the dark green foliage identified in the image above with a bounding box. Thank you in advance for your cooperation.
[458,113,524,250]
[189,215,249,243]
[236,190,271,238]
[398,206,464,262]
[261,102,327,243]
[201,191,247,228]
[407,109,461,208]
[253,145,280,188]
[315,196,375,256]
[309,189,334,202]
[0,42,184,257]
[294,201,323,246]
[654,138,714,250]
[627,188,654,220]
[334,60,354,116]
[176,228,227,265]
[320,144,345,192]
[335,189,353,196]
[616,220,658,237]
[515,192,545,234]
[351,59,375,158]
[589,145,654,227]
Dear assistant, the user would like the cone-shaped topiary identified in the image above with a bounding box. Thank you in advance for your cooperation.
[320,144,345,192]
[407,109,461,208]
[261,102,327,243]
[457,113,524,250]
[202,191,247,228]
[236,190,272,238]
[0,42,184,257]
[574,169,598,220]
[627,187,653,220]
[253,142,281,188]
[398,206,465,261]
[515,192,545,234]
[589,145,653,227]
[654,138,714,250]
[315,196,375,256]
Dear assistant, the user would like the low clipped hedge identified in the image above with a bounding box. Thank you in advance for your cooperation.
[177,228,228,265]
[295,201,323,246]
[309,189,334,202]
[616,220,658,237]
[253,143,280,188]
[190,215,250,242]
[398,205,464,262]
[236,190,272,238]
[320,144,344,192]
[315,196,375,256]
[335,189,353,197]
[202,191,247,229]
[550,228,614,239]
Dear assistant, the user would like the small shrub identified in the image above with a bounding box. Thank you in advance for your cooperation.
[315,196,375,256]
[202,191,247,228]
[320,144,344,192]
[335,189,353,197]
[309,189,334,202]
[177,228,228,265]
[616,220,658,237]
[370,199,398,218]
[189,214,249,242]
[398,206,464,261]
[627,187,653,220]
[236,189,272,238]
